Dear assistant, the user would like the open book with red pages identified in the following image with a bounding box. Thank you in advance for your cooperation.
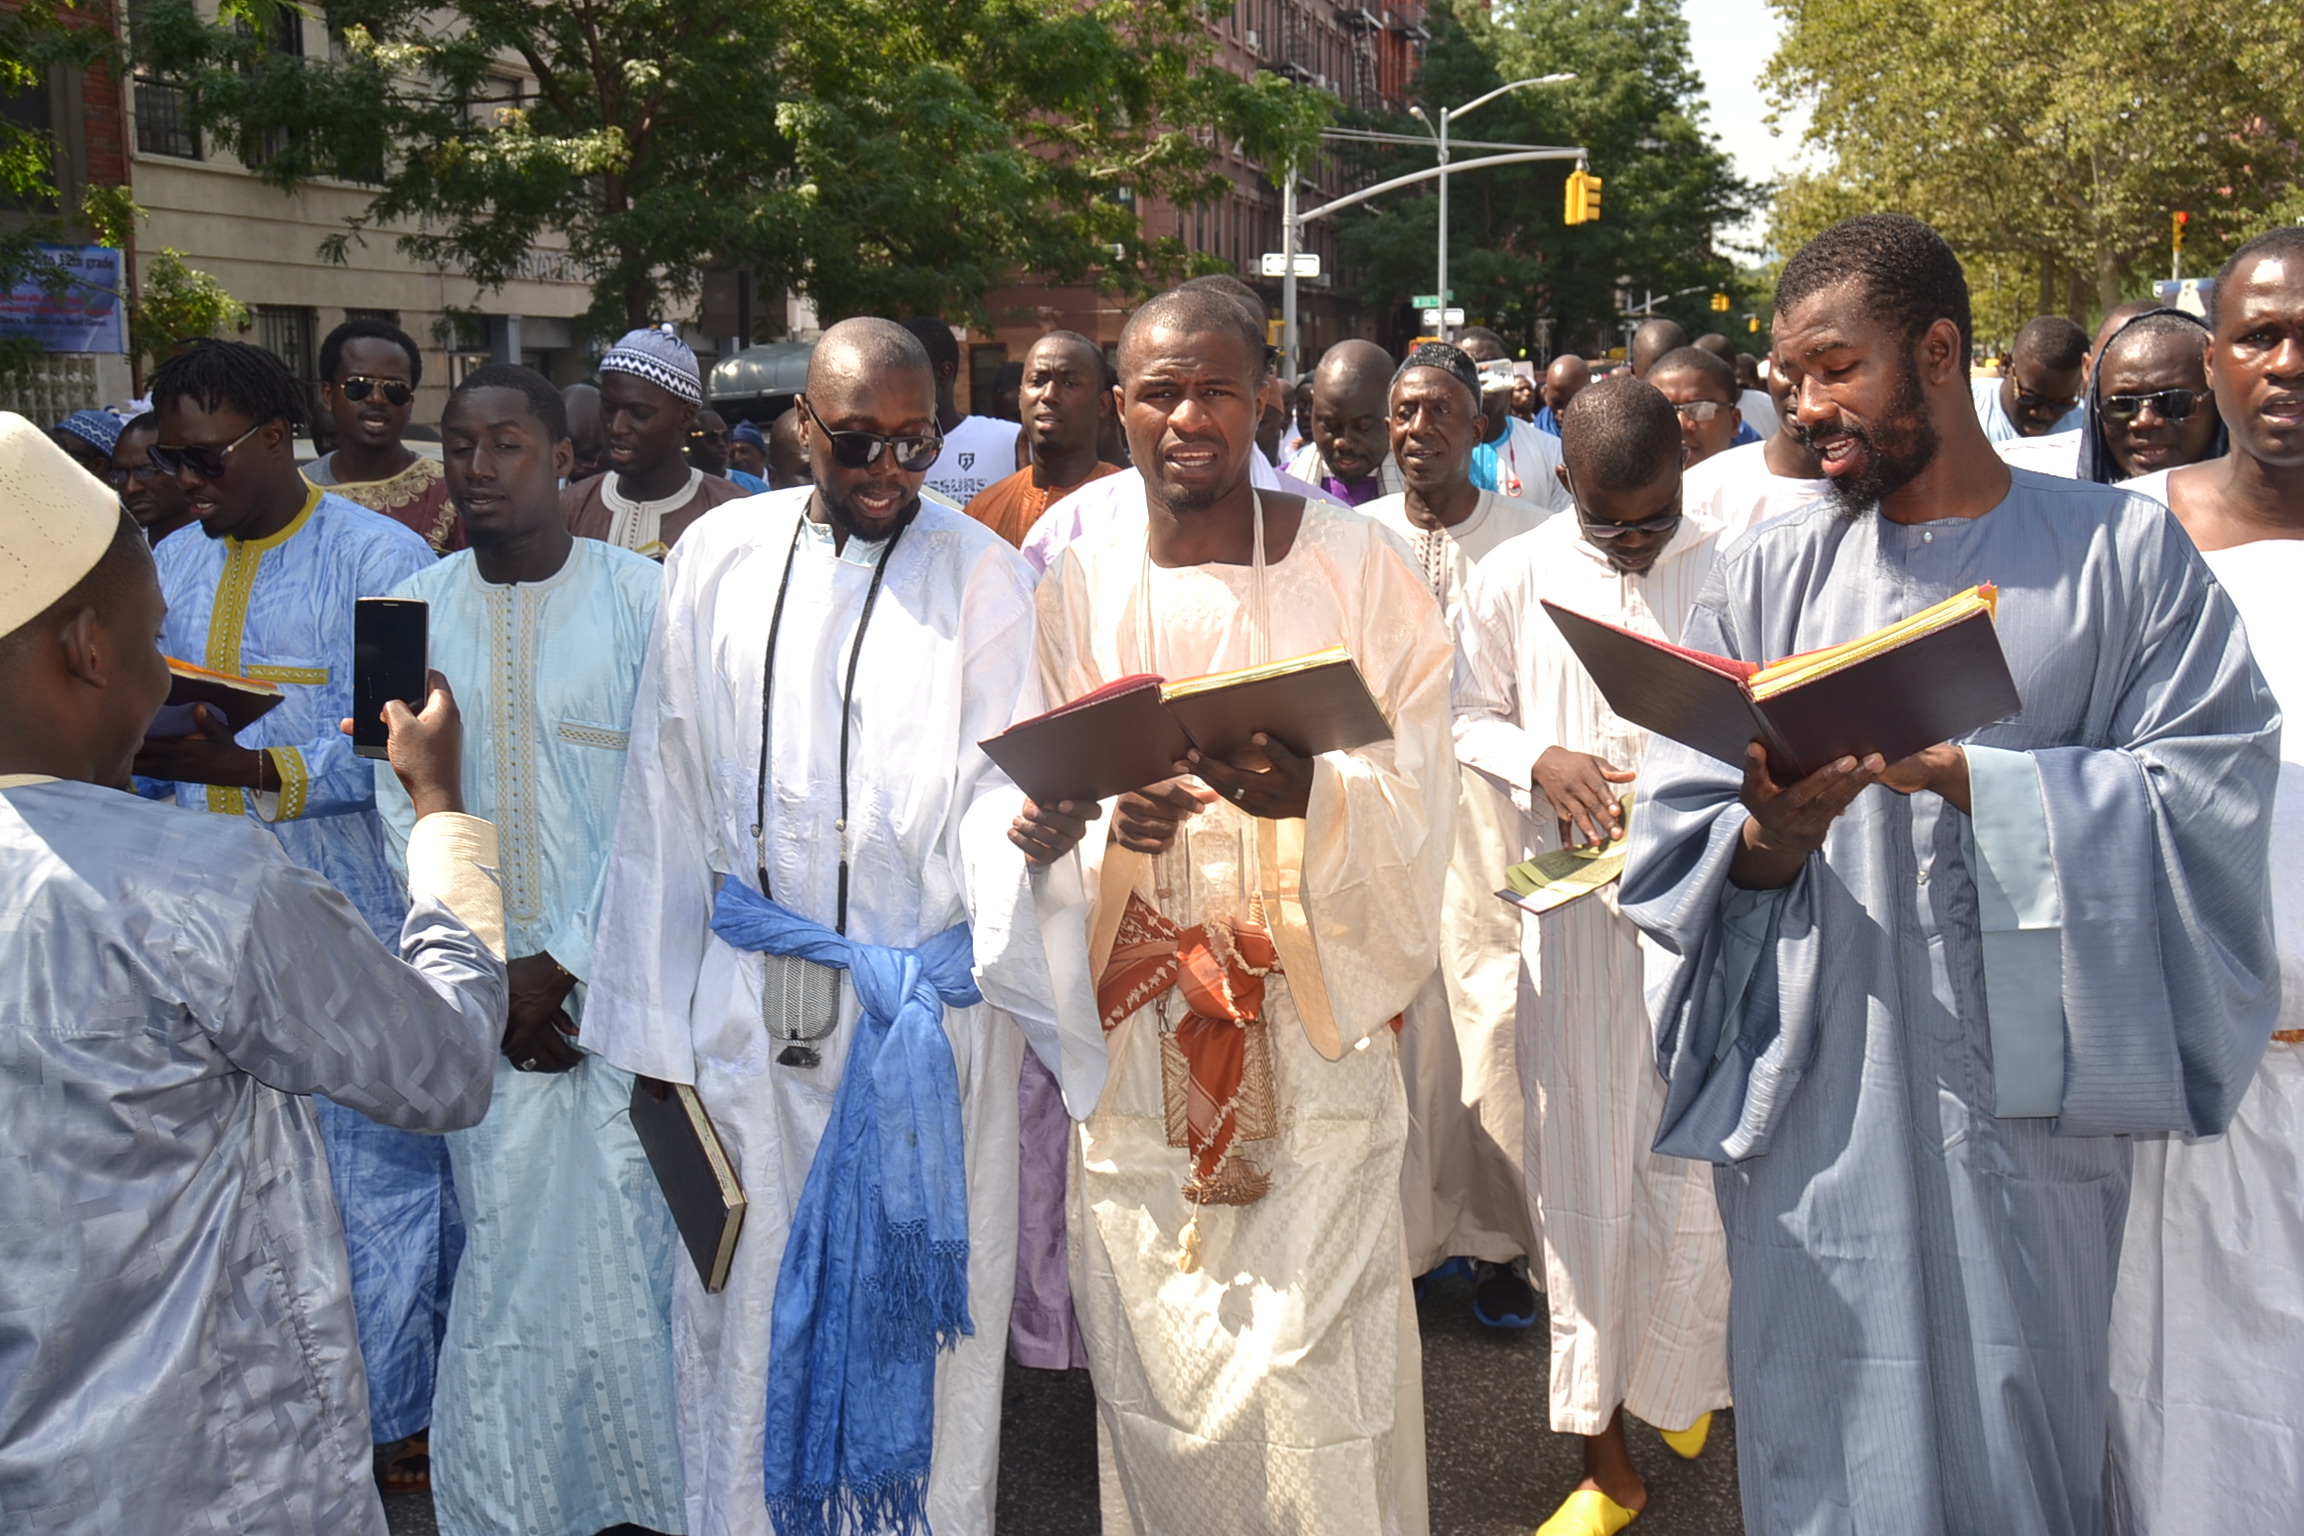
[150,657,286,738]
[1541,584,2021,781]
[981,645,1393,806]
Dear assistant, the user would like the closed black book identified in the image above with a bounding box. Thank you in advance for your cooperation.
[629,1077,747,1293]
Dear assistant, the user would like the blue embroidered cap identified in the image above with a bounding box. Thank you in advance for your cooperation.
[55,409,123,456]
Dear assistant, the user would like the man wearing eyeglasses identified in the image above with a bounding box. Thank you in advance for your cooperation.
[109,410,194,543]
[1454,376,1734,1536]
[585,316,1095,1536]
[306,317,461,555]
[1974,314,2089,442]
[2108,223,2304,1536]
[2079,310,2227,484]
[134,337,457,1497]
[563,326,748,557]
[1647,345,1744,469]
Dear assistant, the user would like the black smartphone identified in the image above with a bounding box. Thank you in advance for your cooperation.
[352,598,429,761]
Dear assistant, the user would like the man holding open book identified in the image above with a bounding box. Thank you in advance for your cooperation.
[1454,374,1733,1536]
[1027,285,1456,1534]
[1621,214,2280,1536]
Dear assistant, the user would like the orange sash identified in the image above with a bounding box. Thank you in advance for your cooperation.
[1096,890,1278,1198]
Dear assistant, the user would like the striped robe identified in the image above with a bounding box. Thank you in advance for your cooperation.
[1452,508,1735,1436]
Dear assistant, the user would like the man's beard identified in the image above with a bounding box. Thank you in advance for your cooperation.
[822,486,919,543]
[1803,360,1939,519]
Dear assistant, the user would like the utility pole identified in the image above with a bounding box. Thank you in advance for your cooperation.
[1409,73,1575,342]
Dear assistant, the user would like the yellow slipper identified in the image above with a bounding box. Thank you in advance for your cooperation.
[1534,1488,1638,1536]
[1658,1410,1712,1460]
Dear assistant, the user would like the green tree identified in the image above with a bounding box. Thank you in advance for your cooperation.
[1331,0,1750,360]
[1765,0,2304,336]
[137,0,1326,334]
[128,247,248,369]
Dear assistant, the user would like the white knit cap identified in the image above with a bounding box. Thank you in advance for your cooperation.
[600,323,704,405]
[0,411,121,639]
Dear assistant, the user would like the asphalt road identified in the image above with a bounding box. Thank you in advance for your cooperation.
[386,1267,1745,1535]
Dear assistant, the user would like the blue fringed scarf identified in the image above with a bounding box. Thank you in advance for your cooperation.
[710,877,978,1536]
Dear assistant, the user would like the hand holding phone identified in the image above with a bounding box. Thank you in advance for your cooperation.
[339,668,464,819]
[354,598,429,761]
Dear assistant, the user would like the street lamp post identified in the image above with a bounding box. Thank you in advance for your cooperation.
[1410,73,1574,342]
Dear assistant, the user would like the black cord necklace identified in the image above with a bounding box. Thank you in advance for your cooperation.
[749,502,909,1067]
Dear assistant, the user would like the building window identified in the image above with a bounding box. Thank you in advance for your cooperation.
[251,304,319,429]
[133,76,201,160]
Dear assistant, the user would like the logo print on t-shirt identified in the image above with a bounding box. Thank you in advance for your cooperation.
[959,452,976,471]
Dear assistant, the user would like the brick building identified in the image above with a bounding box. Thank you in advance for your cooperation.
[969,1,1429,404]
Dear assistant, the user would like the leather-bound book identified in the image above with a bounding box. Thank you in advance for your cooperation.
[981,645,1393,806]
[1541,584,2021,781]
[151,658,286,737]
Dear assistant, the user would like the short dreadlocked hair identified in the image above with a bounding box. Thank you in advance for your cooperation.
[148,339,308,430]
[1776,213,1973,371]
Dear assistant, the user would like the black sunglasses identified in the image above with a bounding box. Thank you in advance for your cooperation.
[2101,388,2204,424]
[340,375,414,407]
[148,421,266,480]
[1576,507,1683,542]
[2012,387,2080,415]
[798,397,942,473]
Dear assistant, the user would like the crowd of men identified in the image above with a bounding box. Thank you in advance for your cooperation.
[3,210,2301,1536]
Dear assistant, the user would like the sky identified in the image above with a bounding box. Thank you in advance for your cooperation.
[1681,0,1812,254]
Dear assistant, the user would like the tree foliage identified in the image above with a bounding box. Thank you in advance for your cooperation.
[129,247,249,368]
[1765,0,2304,337]
[137,0,1328,333]
[1331,0,1750,360]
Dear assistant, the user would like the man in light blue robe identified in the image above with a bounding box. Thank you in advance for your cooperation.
[0,410,507,1536]
[133,340,455,1477]
[374,364,686,1536]
[1622,216,2280,1536]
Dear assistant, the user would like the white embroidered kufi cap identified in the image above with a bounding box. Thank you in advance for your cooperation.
[0,411,121,639]
[600,323,703,405]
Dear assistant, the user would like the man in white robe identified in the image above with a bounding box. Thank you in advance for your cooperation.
[2107,225,2304,1535]
[1359,342,1548,1321]
[586,318,1096,1536]
[1033,287,1455,1536]
[0,412,506,1535]
[1454,378,1734,1536]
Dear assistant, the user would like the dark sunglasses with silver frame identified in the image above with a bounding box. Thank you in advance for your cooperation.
[797,396,942,474]
[147,420,268,480]
[2100,388,2204,424]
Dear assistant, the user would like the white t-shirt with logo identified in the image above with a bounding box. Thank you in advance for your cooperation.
[929,415,1023,507]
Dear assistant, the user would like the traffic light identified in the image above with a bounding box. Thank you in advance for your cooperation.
[1710,291,1731,312]
[2172,210,2189,253]
[1747,314,1761,333]
[1564,167,1602,225]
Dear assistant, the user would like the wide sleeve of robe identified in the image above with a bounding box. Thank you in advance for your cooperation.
[582,528,726,1086]
[1623,507,2280,1161]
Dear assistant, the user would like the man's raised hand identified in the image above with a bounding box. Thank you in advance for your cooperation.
[1111,775,1219,854]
